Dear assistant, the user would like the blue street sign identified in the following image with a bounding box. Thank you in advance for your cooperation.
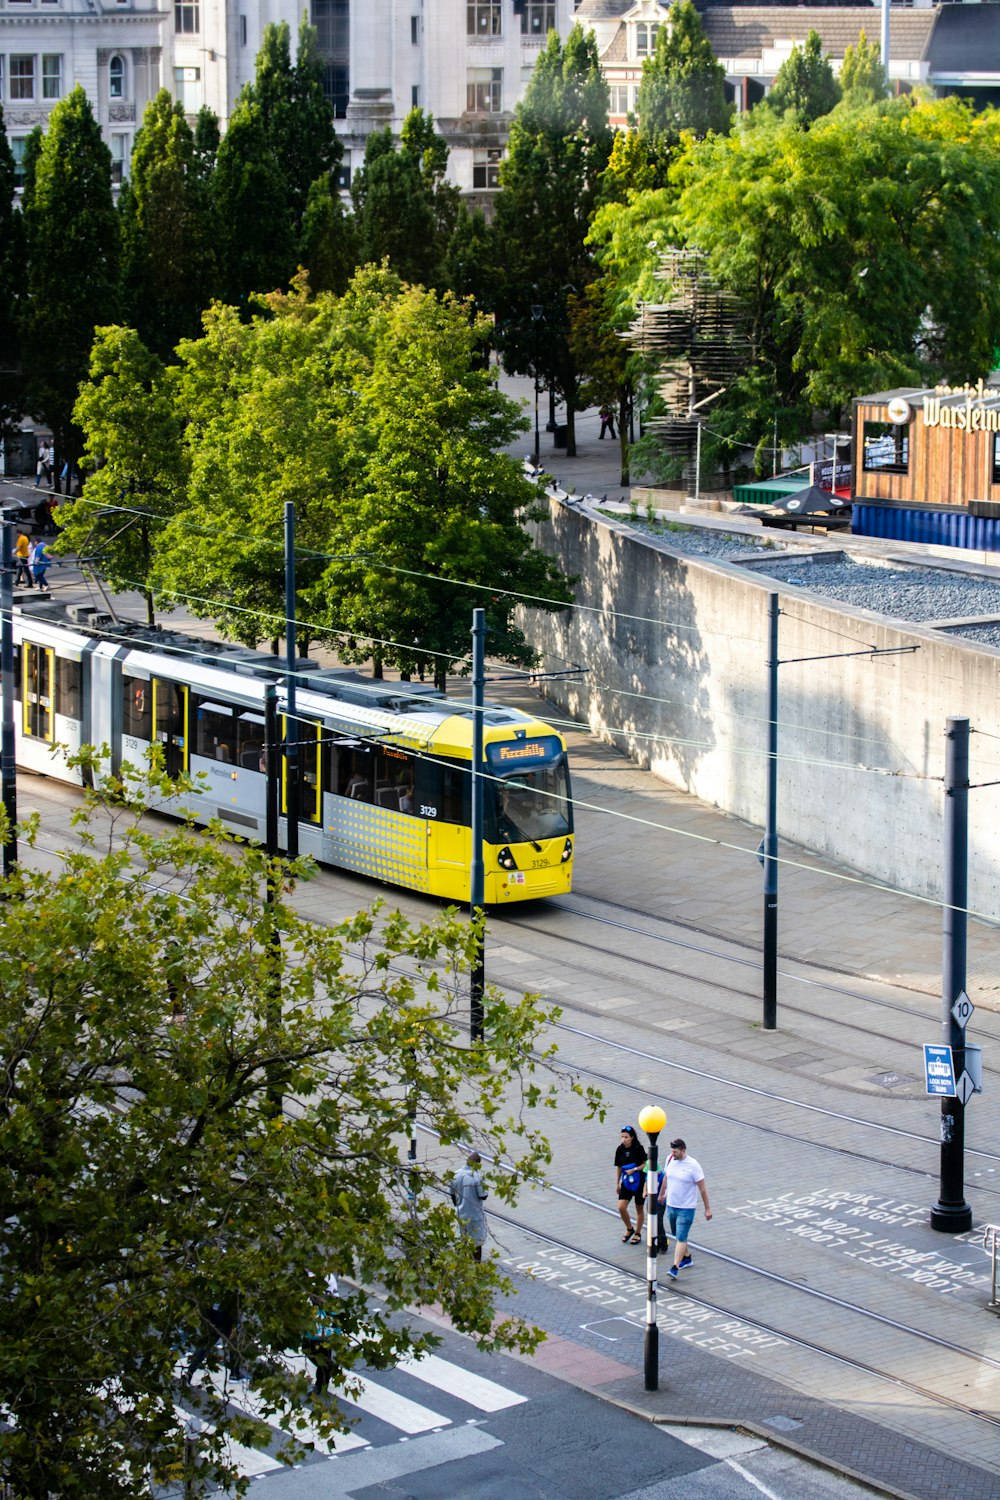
[923,1043,956,1097]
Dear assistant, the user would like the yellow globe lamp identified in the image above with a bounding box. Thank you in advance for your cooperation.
[637,1104,667,1137]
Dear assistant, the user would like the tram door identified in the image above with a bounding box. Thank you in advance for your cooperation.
[153,679,189,777]
[22,642,54,743]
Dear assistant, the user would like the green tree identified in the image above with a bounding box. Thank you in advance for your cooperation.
[0,107,25,451]
[251,18,342,233]
[213,96,295,305]
[19,86,119,475]
[666,95,1000,452]
[765,30,842,126]
[839,30,888,104]
[491,25,613,456]
[0,759,590,1499]
[351,110,458,288]
[65,326,186,625]
[298,177,357,296]
[118,90,217,357]
[568,280,637,485]
[636,2,732,171]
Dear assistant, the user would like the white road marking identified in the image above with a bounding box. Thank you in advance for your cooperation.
[337,1373,450,1434]
[397,1352,527,1412]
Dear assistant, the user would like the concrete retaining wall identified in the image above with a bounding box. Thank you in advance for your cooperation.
[523,499,1000,915]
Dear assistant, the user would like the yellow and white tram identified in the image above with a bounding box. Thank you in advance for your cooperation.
[11,600,574,903]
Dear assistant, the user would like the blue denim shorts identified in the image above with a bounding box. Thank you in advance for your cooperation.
[666,1206,695,1243]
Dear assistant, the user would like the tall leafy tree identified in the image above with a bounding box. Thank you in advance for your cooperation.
[19,86,119,474]
[213,96,295,305]
[351,110,457,288]
[490,25,613,456]
[636,2,732,172]
[118,90,217,357]
[840,30,889,103]
[65,325,186,625]
[0,107,25,452]
[0,761,588,1499]
[298,176,357,295]
[251,17,342,234]
[765,30,842,126]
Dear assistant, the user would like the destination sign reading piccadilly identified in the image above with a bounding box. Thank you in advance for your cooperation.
[907,379,1000,433]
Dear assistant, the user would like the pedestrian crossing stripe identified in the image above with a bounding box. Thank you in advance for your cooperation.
[184,1348,526,1485]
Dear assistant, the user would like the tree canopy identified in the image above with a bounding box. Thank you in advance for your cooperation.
[490,25,612,455]
[765,30,842,126]
[74,268,572,681]
[839,30,888,104]
[351,110,459,289]
[636,2,732,170]
[19,86,119,468]
[0,758,592,1498]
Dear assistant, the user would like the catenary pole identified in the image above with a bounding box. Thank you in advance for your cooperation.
[0,513,17,878]
[470,608,486,1042]
[931,716,973,1232]
[763,592,779,1029]
[283,501,299,862]
[881,0,891,93]
[638,1104,667,1391]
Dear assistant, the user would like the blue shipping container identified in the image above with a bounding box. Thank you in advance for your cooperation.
[853,504,1000,552]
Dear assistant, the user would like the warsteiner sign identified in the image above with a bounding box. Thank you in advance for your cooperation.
[921,379,1000,433]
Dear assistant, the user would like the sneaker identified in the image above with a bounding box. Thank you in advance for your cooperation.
[666,1264,679,1279]
[679,1254,693,1269]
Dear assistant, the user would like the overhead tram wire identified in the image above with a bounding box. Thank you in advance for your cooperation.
[108,580,940,783]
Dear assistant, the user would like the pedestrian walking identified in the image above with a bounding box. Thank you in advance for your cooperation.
[34,441,52,488]
[599,406,616,441]
[29,538,51,588]
[614,1124,647,1245]
[13,532,32,588]
[303,1273,340,1394]
[450,1151,488,1262]
[658,1138,712,1279]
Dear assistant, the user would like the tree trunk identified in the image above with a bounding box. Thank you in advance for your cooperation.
[373,654,383,680]
[565,401,576,458]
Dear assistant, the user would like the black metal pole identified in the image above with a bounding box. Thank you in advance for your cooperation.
[763,592,779,1030]
[0,514,17,879]
[470,608,486,1042]
[644,1129,661,1391]
[263,683,282,1113]
[283,501,299,862]
[931,716,972,1232]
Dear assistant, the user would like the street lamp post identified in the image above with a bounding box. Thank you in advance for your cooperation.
[638,1103,667,1391]
[531,302,544,467]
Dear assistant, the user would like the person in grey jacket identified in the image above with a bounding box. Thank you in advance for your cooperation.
[450,1151,488,1262]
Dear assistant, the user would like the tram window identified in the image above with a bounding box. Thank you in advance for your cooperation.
[337,746,373,802]
[374,745,414,811]
[23,642,53,741]
[123,675,152,738]
[195,698,238,761]
[237,711,267,772]
[56,658,82,719]
[287,718,321,822]
[416,756,469,824]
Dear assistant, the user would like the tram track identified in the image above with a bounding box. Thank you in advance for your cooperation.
[483,1211,1000,1439]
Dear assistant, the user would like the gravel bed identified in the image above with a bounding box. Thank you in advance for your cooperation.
[946,622,1000,646]
[752,556,1000,622]
[611,515,783,562]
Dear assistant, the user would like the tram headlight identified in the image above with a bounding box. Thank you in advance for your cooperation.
[561,837,572,862]
[498,846,519,871]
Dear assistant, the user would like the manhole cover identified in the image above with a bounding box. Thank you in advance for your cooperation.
[762,1415,803,1432]
[869,1071,917,1089]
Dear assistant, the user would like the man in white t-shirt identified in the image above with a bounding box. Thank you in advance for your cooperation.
[658,1137,712,1280]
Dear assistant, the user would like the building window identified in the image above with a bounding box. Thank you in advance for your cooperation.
[10,56,36,102]
[411,14,419,43]
[992,433,1000,485]
[42,54,62,100]
[472,147,502,189]
[862,421,909,475]
[323,62,349,119]
[109,55,126,98]
[10,137,28,190]
[110,132,130,184]
[175,0,200,34]
[335,154,351,191]
[467,67,502,113]
[521,1,555,36]
[635,22,659,57]
[467,1,501,36]
[609,84,630,114]
[239,14,247,44]
[411,84,419,107]
[173,65,201,112]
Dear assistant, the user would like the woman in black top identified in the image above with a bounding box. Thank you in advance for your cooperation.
[614,1125,647,1244]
